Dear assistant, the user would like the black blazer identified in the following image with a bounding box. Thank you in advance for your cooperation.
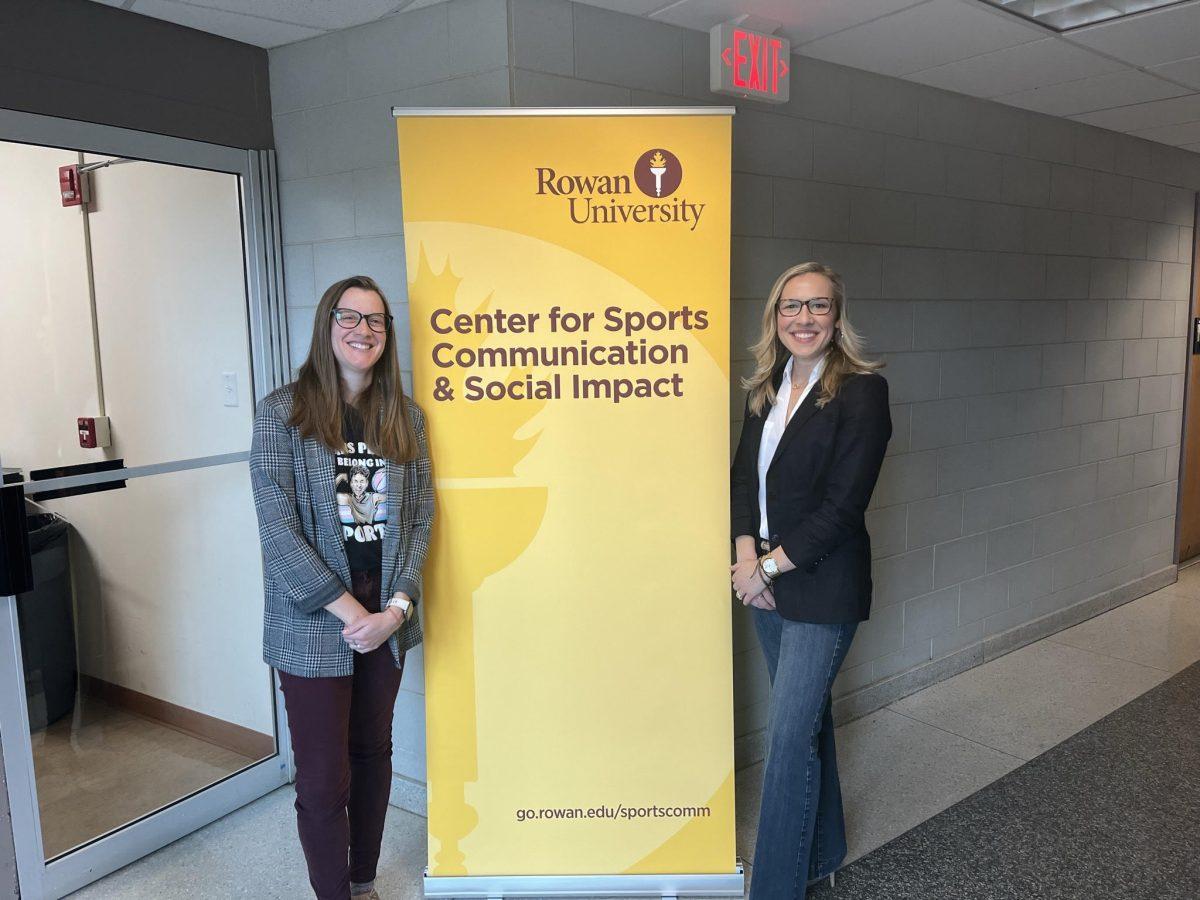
[731,368,891,624]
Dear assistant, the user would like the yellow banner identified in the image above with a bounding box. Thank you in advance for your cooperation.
[396,110,735,880]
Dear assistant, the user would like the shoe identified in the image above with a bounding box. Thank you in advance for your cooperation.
[806,872,836,890]
[351,890,380,900]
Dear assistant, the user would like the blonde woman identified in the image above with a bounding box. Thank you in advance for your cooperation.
[730,263,891,899]
[251,275,431,900]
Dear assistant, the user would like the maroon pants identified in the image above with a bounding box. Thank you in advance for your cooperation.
[278,570,405,900]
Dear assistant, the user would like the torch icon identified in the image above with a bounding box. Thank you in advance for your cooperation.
[649,151,667,197]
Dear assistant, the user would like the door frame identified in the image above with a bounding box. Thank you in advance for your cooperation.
[1175,194,1200,564]
[0,107,293,899]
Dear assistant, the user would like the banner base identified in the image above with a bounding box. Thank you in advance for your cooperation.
[423,866,745,898]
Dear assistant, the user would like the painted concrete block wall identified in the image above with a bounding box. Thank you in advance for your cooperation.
[273,0,1200,788]
[268,0,511,796]
[509,0,1200,757]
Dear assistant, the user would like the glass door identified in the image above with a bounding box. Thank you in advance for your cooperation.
[0,114,291,899]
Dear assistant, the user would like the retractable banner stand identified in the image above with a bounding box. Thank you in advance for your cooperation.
[394,107,739,898]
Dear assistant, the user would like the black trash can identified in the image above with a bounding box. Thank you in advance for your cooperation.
[17,512,77,730]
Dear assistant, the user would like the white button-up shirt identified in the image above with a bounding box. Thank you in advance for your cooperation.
[757,355,825,541]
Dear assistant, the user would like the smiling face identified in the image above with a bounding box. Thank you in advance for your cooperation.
[330,286,387,382]
[351,470,369,500]
[776,272,837,365]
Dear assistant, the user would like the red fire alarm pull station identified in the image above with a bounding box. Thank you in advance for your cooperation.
[59,164,90,208]
[77,416,111,449]
[709,23,790,104]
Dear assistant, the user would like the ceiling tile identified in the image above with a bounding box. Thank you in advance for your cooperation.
[1150,54,1200,90]
[646,0,926,43]
[794,0,1046,77]
[906,36,1124,99]
[578,0,681,16]
[1131,119,1200,146]
[130,0,324,46]
[647,0,786,32]
[776,0,929,43]
[1073,91,1200,131]
[1067,2,1200,68]
[997,68,1190,116]
[159,0,409,30]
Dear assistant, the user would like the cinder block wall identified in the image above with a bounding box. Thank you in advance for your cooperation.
[272,0,1200,789]
[268,0,511,803]
[271,0,510,371]
[508,0,1198,760]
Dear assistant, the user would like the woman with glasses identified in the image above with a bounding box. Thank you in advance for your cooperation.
[250,275,432,900]
[730,262,890,899]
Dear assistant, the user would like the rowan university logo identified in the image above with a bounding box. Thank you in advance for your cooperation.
[534,146,703,229]
[634,148,682,198]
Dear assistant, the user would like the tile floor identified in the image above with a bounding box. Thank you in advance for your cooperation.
[32,696,257,859]
[70,567,1200,898]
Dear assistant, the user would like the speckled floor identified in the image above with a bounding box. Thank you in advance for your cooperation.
[68,570,1200,898]
[807,660,1200,900]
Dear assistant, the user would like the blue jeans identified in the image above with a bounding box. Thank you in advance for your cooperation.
[750,609,857,900]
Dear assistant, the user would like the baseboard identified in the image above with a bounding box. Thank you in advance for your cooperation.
[79,675,275,760]
[980,565,1176,662]
[734,564,1178,771]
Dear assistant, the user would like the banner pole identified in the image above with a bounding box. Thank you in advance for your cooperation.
[393,106,737,118]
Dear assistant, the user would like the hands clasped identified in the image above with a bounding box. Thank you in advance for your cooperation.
[342,610,401,653]
[730,559,775,610]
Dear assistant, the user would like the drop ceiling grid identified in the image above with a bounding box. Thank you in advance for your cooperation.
[81,0,1200,151]
[125,0,324,45]
[647,0,930,45]
[647,0,1200,146]
[782,0,1049,77]
[903,37,1128,98]
[100,0,418,44]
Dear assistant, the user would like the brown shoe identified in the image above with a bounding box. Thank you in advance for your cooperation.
[351,890,380,900]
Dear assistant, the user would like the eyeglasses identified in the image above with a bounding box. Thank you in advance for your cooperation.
[331,308,392,333]
[777,297,833,317]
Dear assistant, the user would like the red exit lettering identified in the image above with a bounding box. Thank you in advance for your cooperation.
[725,29,789,98]
[713,23,791,103]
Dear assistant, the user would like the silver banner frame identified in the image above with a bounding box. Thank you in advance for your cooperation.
[394,104,742,900]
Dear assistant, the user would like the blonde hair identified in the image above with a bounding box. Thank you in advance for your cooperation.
[742,262,882,416]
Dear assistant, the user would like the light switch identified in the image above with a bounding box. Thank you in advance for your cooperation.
[222,372,238,407]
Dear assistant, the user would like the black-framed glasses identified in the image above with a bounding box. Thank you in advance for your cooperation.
[777,297,833,317]
[331,308,392,333]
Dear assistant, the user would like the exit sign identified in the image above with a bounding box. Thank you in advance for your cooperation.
[710,23,790,104]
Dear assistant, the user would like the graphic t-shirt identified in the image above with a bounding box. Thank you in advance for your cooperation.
[336,409,387,575]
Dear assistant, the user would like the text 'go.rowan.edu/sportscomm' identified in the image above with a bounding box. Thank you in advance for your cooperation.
[515,804,712,822]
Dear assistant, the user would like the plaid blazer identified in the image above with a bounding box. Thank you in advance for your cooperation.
[250,384,431,678]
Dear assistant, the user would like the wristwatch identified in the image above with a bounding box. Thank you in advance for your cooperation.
[760,556,780,583]
[386,594,415,623]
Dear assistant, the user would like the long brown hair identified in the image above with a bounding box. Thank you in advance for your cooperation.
[288,275,417,462]
[742,262,882,416]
